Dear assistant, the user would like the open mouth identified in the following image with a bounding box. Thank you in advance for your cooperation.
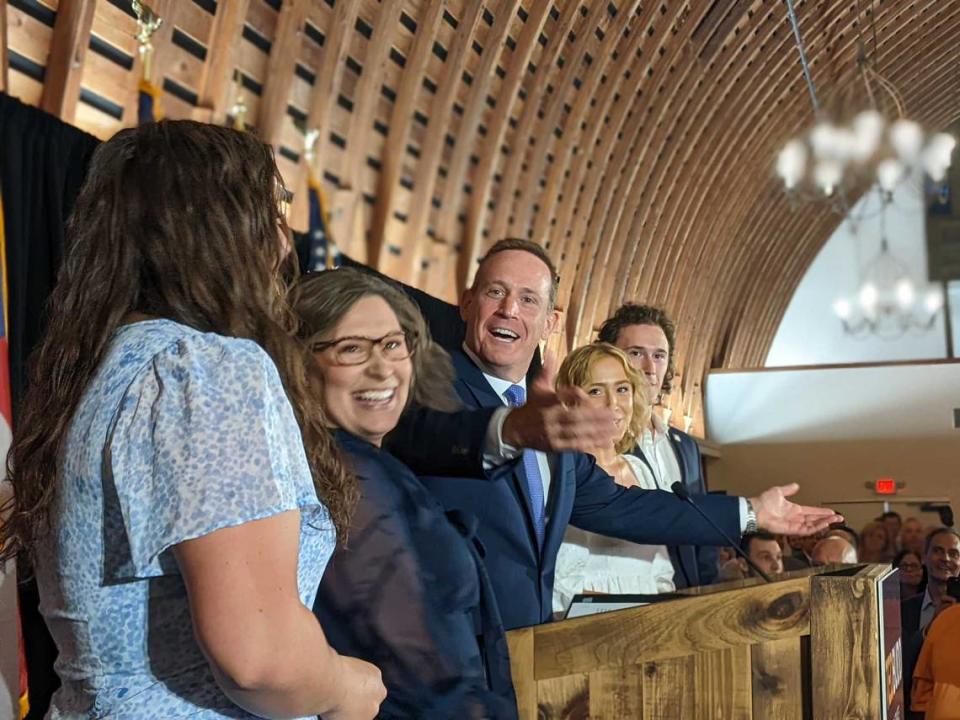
[488,327,520,343]
[353,388,397,408]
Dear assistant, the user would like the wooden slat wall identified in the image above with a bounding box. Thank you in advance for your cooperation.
[4,0,960,432]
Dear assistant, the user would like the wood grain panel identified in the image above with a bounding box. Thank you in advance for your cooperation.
[810,570,883,719]
[537,673,589,720]
[588,665,643,720]
[642,655,695,719]
[694,645,753,719]
[533,577,811,680]
[751,637,807,720]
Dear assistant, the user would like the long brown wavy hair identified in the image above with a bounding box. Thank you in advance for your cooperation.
[0,120,357,562]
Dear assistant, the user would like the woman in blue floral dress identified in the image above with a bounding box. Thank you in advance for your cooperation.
[0,121,385,719]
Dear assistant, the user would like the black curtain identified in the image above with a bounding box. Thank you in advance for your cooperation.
[0,93,100,718]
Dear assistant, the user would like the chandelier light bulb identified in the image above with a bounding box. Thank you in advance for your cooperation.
[921,133,957,181]
[776,139,808,189]
[924,288,944,313]
[877,158,904,193]
[851,110,885,162]
[895,278,915,309]
[833,298,852,320]
[889,119,925,163]
[814,160,843,196]
[859,283,879,313]
[810,122,845,160]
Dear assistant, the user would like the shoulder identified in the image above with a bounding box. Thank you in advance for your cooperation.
[337,434,412,502]
[118,320,283,397]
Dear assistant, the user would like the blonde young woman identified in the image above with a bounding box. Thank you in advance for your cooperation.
[552,343,678,614]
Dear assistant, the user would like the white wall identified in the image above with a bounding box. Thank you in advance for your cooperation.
[704,362,960,530]
[765,183,948,366]
[706,362,960,445]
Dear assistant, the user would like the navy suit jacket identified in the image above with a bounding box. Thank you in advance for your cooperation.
[388,350,742,631]
[631,428,719,588]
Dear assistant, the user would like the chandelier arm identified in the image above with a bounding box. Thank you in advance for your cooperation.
[783,0,820,113]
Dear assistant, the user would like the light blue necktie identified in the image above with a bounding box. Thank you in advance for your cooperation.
[503,384,546,549]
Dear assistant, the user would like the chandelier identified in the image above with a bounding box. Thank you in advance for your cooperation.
[776,0,953,338]
[831,204,944,338]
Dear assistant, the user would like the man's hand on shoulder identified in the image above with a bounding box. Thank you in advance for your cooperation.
[749,483,843,536]
[501,352,619,453]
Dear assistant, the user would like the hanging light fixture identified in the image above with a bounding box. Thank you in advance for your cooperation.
[831,205,943,337]
[777,0,950,338]
[775,1,956,213]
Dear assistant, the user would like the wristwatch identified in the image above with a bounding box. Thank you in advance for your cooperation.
[744,498,759,533]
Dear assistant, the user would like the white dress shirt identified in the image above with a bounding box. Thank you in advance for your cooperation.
[553,454,676,613]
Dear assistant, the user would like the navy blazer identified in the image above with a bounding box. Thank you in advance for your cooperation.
[631,428,719,588]
[388,350,742,631]
[315,431,517,719]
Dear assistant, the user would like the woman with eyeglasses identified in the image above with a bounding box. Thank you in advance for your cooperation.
[295,268,517,719]
[894,549,926,600]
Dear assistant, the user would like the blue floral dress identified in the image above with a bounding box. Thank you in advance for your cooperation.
[34,319,335,719]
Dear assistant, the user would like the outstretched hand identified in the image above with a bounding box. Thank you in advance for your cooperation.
[749,483,842,536]
[501,351,619,453]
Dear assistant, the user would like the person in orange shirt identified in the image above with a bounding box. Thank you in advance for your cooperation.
[912,605,960,719]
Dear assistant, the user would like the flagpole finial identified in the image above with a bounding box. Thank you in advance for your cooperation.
[304,128,320,164]
[229,69,248,130]
[132,1,163,82]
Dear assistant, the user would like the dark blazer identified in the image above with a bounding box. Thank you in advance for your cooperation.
[388,350,742,631]
[314,431,517,719]
[631,428,719,588]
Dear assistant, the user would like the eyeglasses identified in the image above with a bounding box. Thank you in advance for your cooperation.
[312,331,415,366]
[898,562,922,571]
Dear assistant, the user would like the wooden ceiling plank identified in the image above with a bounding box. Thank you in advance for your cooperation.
[367,1,446,272]
[566,2,696,345]
[509,0,610,241]
[457,0,553,291]
[258,0,309,146]
[198,0,250,125]
[432,0,520,251]
[397,0,486,284]
[341,0,404,213]
[306,0,361,171]
[40,0,96,123]
[486,2,584,250]
[0,0,9,93]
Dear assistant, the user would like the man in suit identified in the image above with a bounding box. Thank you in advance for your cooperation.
[901,527,960,717]
[388,238,841,631]
[597,303,720,587]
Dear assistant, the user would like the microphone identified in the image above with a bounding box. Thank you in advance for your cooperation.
[670,481,772,583]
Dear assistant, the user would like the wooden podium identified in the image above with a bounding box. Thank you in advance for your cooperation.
[506,564,902,719]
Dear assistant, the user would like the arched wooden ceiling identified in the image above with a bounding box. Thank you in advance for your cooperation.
[2,0,959,432]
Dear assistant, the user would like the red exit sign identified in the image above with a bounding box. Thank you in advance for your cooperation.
[874,478,897,495]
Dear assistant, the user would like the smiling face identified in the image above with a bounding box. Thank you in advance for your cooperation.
[314,295,412,446]
[613,323,670,405]
[578,356,634,447]
[461,249,559,382]
[925,531,960,583]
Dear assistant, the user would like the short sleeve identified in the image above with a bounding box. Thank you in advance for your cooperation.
[103,333,323,580]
